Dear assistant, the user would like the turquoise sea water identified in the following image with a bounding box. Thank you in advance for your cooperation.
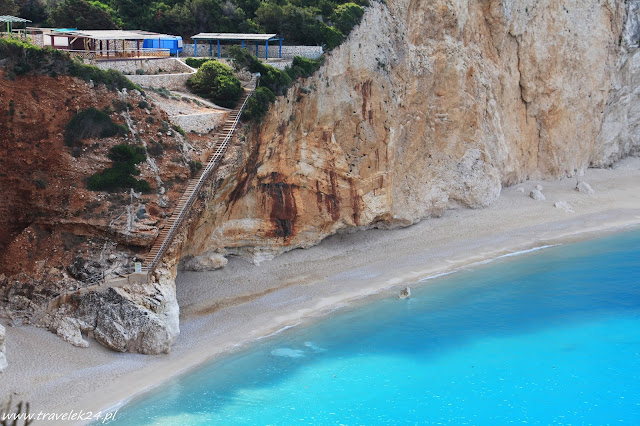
[109,229,640,425]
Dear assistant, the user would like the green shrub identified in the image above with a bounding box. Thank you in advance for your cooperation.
[188,160,202,177]
[172,124,186,137]
[260,66,293,97]
[138,100,149,109]
[332,3,365,36]
[321,26,345,50]
[112,99,132,112]
[185,58,217,69]
[108,144,146,164]
[187,61,242,108]
[153,87,171,98]
[242,87,276,122]
[71,66,138,91]
[64,108,124,147]
[87,144,150,193]
[148,141,164,157]
[228,46,292,96]
[286,56,324,80]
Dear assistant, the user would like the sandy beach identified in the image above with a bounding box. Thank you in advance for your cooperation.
[2,157,640,424]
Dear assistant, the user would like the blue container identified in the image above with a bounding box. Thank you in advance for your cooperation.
[143,36,183,55]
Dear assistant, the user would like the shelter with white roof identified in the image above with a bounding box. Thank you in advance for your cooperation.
[191,33,283,59]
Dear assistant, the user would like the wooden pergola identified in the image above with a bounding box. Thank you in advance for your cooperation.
[46,30,173,60]
[0,15,31,34]
[192,33,283,60]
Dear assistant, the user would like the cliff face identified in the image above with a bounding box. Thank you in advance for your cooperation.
[181,0,636,265]
[0,72,201,353]
[593,3,640,166]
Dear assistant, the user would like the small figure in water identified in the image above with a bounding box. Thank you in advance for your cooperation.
[398,287,411,299]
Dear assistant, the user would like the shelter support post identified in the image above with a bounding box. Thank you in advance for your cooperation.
[194,39,197,57]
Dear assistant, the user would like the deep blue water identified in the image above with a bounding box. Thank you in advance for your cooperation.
[108,229,640,425]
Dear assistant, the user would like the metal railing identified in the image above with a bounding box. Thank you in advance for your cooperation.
[145,75,258,274]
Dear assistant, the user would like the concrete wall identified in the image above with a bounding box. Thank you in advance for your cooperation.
[95,58,193,75]
[94,58,196,90]
[170,112,226,134]
[180,44,323,60]
[126,72,194,90]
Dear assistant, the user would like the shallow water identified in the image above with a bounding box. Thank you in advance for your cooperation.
[108,229,640,424]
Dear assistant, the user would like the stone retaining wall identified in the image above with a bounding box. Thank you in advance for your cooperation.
[180,44,323,60]
[95,58,193,75]
[126,72,195,90]
[170,112,226,134]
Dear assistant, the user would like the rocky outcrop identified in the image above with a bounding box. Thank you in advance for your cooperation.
[182,251,228,271]
[180,0,633,265]
[42,268,179,354]
[576,181,596,195]
[0,69,198,354]
[530,189,546,201]
[0,324,7,372]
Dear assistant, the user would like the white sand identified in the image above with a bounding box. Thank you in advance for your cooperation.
[2,157,640,424]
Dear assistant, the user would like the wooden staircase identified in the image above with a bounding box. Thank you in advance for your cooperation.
[144,76,257,274]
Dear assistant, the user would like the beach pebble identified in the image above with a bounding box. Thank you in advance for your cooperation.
[516,187,525,193]
[554,201,574,213]
[530,189,546,201]
[576,181,595,195]
[535,184,544,191]
[398,287,411,299]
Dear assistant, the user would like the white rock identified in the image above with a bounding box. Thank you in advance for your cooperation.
[516,187,525,193]
[42,270,180,354]
[398,287,411,299]
[576,181,595,195]
[0,324,7,372]
[50,317,89,348]
[530,189,546,201]
[554,201,574,213]
[535,184,544,191]
[183,252,228,271]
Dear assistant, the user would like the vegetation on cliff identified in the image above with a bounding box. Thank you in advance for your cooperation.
[226,46,322,122]
[0,38,138,91]
[87,144,151,192]
[187,60,243,108]
[64,107,127,147]
[12,0,367,47]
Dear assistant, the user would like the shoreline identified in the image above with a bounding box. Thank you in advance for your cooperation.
[2,157,640,423]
